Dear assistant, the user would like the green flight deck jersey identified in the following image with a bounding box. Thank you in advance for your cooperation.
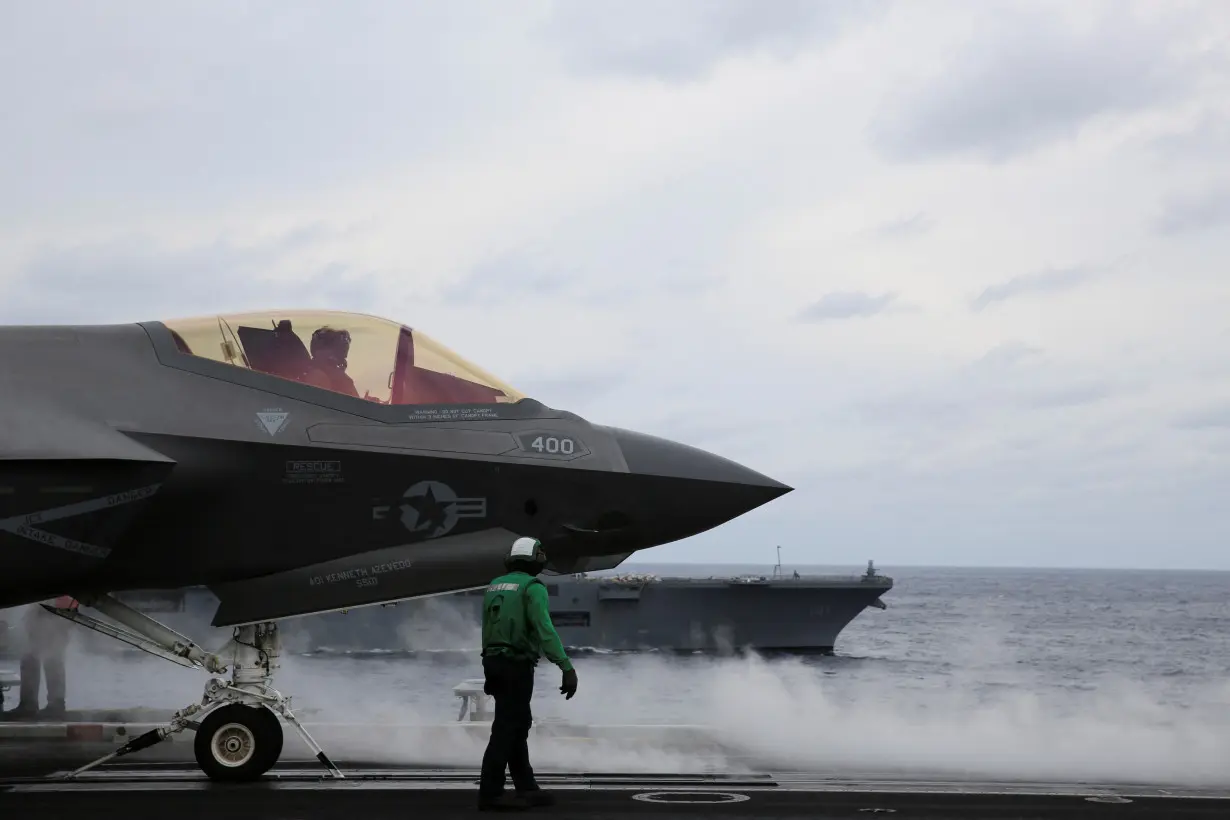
[481,571,573,672]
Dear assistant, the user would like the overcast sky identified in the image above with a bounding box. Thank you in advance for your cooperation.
[2,1,1228,570]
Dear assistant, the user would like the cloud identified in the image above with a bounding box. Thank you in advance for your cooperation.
[873,213,935,239]
[437,252,572,307]
[798,291,896,322]
[854,342,1124,434]
[1150,113,1230,163]
[971,266,1097,311]
[1156,184,1230,234]
[1024,381,1119,409]
[971,341,1046,370]
[435,244,723,313]
[1174,404,1230,430]
[543,0,873,82]
[0,2,553,221]
[0,229,383,325]
[870,6,1194,162]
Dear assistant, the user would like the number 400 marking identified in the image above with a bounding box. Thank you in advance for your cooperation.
[530,435,575,455]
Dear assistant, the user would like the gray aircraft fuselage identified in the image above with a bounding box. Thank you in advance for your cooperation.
[0,314,790,627]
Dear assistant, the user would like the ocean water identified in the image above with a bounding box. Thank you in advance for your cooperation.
[8,563,1230,785]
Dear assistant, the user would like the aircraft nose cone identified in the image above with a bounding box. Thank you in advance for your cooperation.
[601,426,792,544]
[609,427,791,493]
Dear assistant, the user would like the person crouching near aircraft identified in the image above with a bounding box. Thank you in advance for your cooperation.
[478,537,578,811]
[3,597,74,720]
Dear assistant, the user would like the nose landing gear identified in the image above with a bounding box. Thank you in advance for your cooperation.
[43,594,342,782]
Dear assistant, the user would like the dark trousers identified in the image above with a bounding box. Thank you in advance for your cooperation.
[479,655,538,797]
[19,652,65,710]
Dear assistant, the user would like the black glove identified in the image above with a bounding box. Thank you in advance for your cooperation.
[560,667,578,700]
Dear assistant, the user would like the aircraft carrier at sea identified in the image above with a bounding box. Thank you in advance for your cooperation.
[110,560,893,657]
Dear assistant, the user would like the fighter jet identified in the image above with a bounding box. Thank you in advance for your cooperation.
[0,309,790,781]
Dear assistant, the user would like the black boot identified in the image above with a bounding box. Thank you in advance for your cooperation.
[39,700,66,720]
[1,701,39,721]
[478,793,530,811]
[515,789,556,807]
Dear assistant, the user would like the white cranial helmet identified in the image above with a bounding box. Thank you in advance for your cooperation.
[508,536,546,565]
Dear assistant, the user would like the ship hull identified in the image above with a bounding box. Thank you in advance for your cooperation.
[539,579,888,653]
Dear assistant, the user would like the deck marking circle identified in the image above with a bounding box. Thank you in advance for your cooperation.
[632,791,750,804]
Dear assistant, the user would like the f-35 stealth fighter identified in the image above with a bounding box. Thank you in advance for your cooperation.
[0,309,790,780]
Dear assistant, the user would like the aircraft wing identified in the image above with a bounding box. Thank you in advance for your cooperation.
[0,400,174,606]
[1,397,176,463]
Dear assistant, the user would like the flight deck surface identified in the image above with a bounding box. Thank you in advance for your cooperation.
[2,741,1227,818]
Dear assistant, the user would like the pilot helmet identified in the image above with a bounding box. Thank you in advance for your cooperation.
[506,536,547,569]
[310,327,352,359]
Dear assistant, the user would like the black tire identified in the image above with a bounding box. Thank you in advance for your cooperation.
[193,704,284,782]
[258,707,284,770]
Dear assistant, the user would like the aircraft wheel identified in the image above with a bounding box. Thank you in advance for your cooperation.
[194,704,283,782]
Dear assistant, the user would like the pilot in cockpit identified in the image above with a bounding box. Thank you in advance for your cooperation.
[304,326,359,397]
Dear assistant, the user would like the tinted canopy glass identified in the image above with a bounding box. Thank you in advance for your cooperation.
[163,310,525,406]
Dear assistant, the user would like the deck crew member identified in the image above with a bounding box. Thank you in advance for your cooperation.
[5,597,74,719]
[478,537,578,811]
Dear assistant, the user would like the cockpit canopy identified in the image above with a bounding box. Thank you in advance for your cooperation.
[162,310,525,406]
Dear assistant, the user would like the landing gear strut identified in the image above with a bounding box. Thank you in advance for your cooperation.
[44,594,342,782]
